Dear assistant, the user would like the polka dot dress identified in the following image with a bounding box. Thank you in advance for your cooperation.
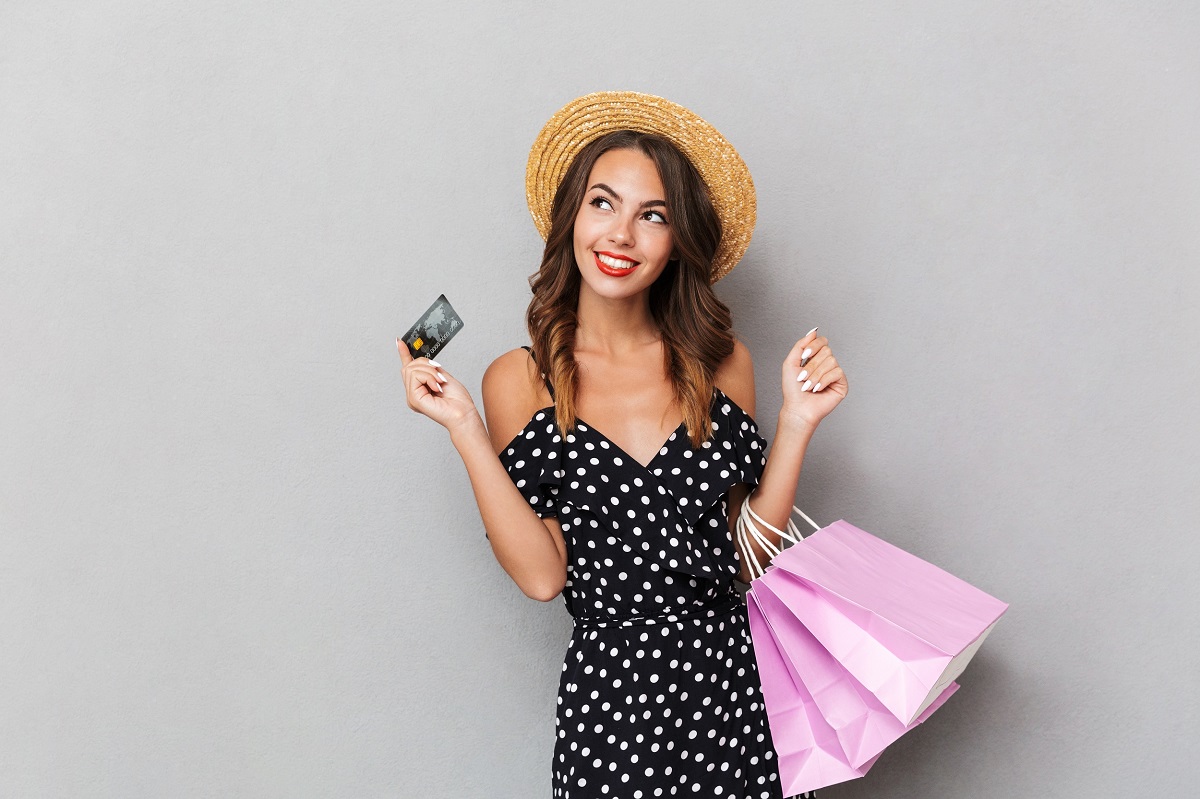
[500,359,812,799]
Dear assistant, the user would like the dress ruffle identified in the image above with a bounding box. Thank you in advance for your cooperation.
[498,390,769,582]
[654,389,769,528]
[498,407,562,519]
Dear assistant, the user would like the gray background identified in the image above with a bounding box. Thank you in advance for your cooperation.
[2,1,1197,797]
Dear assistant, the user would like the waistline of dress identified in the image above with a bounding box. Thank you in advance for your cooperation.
[571,593,743,630]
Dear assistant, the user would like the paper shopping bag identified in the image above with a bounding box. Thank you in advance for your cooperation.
[746,592,884,795]
[769,519,1008,725]
[752,575,959,769]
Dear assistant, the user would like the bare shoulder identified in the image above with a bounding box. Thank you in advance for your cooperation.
[713,337,756,418]
[482,348,552,455]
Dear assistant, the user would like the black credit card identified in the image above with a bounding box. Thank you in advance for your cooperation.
[402,294,463,360]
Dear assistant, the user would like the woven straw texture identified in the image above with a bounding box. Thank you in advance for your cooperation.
[526,91,756,283]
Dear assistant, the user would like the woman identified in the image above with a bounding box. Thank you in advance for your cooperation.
[397,92,845,799]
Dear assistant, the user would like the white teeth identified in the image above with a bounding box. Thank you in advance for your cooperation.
[597,253,636,269]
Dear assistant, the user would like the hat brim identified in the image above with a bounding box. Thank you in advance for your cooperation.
[526,91,755,284]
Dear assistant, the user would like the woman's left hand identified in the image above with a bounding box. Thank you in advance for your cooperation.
[779,327,848,431]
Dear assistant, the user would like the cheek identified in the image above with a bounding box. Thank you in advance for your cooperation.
[653,232,675,264]
[571,216,589,251]
[571,227,587,264]
[571,222,593,270]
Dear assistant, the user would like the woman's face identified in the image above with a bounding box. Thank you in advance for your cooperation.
[572,147,675,301]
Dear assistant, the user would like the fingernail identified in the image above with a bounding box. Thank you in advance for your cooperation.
[805,327,818,337]
[813,383,822,392]
[429,360,442,367]
[801,380,813,392]
[801,348,812,360]
[436,372,448,383]
[796,369,808,382]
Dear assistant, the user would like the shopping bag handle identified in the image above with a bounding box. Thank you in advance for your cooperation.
[736,496,822,581]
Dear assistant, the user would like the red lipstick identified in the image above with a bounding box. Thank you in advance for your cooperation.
[594,251,639,277]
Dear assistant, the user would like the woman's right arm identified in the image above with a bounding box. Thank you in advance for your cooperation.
[396,342,567,601]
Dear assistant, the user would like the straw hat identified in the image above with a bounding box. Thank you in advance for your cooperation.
[526,91,756,283]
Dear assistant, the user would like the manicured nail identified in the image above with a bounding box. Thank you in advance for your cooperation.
[805,327,818,338]
[429,360,442,367]
[801,348,812,361]
[813,383,822,392]
[436,372,448,383]
[801,380,813,392]
[796,369,808,382]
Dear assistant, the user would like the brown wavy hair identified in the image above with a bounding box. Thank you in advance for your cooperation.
[526,130,734,448]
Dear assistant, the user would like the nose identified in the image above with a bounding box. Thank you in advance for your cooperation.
[607,211,635,246]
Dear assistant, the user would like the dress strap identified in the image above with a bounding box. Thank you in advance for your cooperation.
[520,345,555,400]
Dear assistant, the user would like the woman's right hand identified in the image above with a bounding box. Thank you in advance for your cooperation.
[396,339,481,432]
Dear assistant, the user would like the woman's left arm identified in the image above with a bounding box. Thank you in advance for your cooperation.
[722,329,847,582]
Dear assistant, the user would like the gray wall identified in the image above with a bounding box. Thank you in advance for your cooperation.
[3,2,1197,797]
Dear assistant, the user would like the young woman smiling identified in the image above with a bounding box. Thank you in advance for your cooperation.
[397,93,845,799]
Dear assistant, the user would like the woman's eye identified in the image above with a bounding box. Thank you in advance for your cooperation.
[589,196,613,210]
[643,210,668,224]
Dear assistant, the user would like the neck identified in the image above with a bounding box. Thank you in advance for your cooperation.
[574,284,660,355]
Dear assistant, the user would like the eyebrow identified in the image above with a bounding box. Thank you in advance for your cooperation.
[589,183,667,209]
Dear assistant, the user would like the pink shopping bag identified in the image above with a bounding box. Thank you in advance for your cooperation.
[752,575,959,769]
[769,520,1008,725]
[746,592,884,795]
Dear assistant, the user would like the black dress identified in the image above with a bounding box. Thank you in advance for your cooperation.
[499,349,811,799]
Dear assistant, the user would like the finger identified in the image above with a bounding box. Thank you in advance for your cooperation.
[407,365,444,397]
[812,365,845,393]
[787,333,816,374]
[422,371,445,394]
[786,335,828,369]
[403,356,448,380]
[784,336,810,364]
[800,337,828,368]
[412,364,450,386]
[396,338,414,365]
[795,349,838,390]
[403,373,431,409]
[796,343,835,379]
[792,343,829,380]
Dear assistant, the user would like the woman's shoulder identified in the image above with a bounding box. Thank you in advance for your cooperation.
[482,348,553,455]
[484,347,539,382]
[713,337,756,418]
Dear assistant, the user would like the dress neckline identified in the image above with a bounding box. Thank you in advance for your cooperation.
[577,415,687,471]
[502,387,751,475]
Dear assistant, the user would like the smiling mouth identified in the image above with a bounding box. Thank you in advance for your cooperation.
[594,251,639,276]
